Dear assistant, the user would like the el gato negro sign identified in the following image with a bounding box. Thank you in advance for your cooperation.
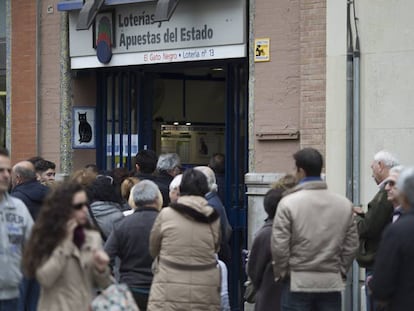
[68,0,246,67]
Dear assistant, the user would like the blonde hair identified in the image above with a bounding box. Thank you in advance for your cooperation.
[70,168,97,187]
[121,177,140,201]
[271,174,297,191]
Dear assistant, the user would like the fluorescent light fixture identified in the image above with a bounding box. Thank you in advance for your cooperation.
[154,0,179,22]
[185,122,191,126]
[173,122,179,126]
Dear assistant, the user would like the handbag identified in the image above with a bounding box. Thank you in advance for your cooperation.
[91,283,140,311]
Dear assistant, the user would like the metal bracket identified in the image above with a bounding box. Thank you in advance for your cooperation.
[256,129,299,141]
[76,0,105,30]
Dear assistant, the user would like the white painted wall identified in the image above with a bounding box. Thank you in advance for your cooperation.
[326,0,347,196]
[326,0,414,203]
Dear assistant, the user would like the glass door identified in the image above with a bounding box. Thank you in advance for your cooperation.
[96,71,140,170]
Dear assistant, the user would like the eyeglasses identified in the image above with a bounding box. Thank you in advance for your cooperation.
[73,202,89,210]
[385,180,396,187]
[96,175,114,184]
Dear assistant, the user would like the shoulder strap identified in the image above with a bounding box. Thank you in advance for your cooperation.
[87,205,107,241]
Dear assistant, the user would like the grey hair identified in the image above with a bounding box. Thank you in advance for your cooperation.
[157,153,181,172]
[14,165,36,182]
[389,165,404,175]
[397,167,414,207]
[131,180,161,208]
[374,150,399,168]
[194,166,218,192]
[169,174,182,191]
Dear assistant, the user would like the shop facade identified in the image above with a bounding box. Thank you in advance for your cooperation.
[7,0,328,309]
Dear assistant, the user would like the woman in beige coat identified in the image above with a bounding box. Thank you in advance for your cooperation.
[148,168,221,311]
[23,181,112,311]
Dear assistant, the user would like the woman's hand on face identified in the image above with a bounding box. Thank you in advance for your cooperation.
[66,218,78,240]
[93,249,110,273]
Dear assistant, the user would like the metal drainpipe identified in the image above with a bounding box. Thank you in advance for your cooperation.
[352,32,361,311]
[60,12,72,177]
[346,1,361,311]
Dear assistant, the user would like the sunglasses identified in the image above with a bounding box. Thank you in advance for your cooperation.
[73,202,89,210]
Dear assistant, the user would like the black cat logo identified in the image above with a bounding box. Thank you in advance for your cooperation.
[78,112,92,143]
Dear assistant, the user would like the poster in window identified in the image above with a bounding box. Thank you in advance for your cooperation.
[73,107,96,149]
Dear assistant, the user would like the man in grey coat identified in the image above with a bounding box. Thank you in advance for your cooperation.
[271,148,358,311]
[0,148,33,310]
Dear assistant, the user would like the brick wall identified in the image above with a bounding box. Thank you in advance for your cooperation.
[39,1,62,169]
[299,0,326,155]
[253,0,300,172]
[11,0,37,162]
[252,0,326,172]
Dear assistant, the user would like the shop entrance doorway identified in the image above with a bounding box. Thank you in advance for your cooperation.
[96,60,247,310]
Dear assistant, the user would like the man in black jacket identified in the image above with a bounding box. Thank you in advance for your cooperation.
[369,167,414,311]
[11,161,49,220]
[353,150,399,311]
[11,160,49,311]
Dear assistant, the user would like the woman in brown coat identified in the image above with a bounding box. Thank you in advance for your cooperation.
[148,168,221,311]
[23,181,112,311]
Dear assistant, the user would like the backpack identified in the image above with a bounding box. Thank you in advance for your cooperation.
[91,283,140,311]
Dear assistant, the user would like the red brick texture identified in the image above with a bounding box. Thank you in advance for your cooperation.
[253,0,301,172]
[299,0,326,155]
[39,1,62,168]
[11,0,37,162]
[253,0,326,172]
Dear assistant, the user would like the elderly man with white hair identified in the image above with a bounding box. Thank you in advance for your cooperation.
[383,165,404,223]
[353,150,399,311]
[195,166,232,266]
[105,180,162,311]
[154,153,181,207]
[369,167,414,311]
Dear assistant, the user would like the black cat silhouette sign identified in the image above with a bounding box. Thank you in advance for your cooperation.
[73,107,96,149]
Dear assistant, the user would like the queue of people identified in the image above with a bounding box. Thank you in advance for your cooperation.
[0,149,233,311]
[0,145,411,311]
[246,148,412,311]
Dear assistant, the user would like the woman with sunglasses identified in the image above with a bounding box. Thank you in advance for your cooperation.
[22,181,112,311]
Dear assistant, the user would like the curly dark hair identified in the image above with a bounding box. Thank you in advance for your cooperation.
[22,181,92,277]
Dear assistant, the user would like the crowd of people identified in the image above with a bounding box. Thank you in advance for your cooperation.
[0,145,412,311]
[0,148,232,311]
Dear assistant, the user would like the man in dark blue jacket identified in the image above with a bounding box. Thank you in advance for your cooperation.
[11,161,49,220]
[11,160,49,311]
